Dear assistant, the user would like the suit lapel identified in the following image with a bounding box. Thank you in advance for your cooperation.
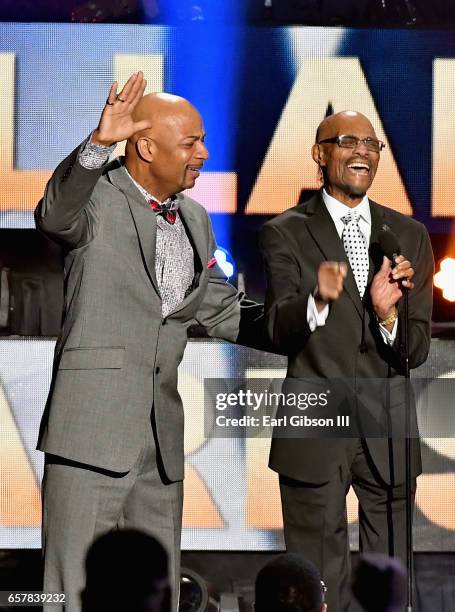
[177,195,205,274]
[107,161,160,295]
[303,193,364,318]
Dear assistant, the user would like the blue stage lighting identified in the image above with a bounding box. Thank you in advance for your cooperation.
[215,247,235,279]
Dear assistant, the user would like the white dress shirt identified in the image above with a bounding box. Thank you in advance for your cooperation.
[307,189,397,344]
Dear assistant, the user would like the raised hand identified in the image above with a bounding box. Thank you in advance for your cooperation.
[92,72,152,146]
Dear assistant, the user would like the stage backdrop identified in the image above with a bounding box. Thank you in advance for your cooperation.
[1,338,455,550]
[1,23,455,550]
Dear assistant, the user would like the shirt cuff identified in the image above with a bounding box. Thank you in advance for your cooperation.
[78,132,117,169]
[307,294,329,332]
[379,318,398,345]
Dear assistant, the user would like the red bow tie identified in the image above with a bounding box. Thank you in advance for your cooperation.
[149,200,178,225]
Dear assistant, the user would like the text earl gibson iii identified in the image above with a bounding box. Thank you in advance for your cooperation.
[215,414,351,429]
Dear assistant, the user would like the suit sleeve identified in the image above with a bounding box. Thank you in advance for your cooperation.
[395,223,434,369]
[194,213,270,350]
[259,222,312,353]
[35,139,105,249]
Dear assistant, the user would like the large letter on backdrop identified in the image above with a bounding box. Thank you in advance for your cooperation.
[246,58,412,215]
[0,54,51,211]
[432,59,455,217]
[0,384,41,527]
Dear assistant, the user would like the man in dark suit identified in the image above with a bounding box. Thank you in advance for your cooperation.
[36,72,262,611]
[259,111,434,612]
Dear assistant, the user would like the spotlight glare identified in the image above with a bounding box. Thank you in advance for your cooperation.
[434,257,455,302]
[215,247,235,279]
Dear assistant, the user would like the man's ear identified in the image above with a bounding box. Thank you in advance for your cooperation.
[136,137,155,162]
[311,143,325,167]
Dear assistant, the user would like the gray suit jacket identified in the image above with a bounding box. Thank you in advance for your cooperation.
[259,191,434,485]
[35,141,255,482]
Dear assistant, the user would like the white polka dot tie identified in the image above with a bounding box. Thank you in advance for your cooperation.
[341,211,369,298]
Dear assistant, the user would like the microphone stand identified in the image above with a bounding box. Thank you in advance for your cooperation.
[403,286,414,611]
[376,231,415,609]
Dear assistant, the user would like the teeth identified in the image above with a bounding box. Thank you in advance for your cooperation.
[349,163,369,170]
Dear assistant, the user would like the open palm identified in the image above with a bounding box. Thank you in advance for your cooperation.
[92,71,151,146]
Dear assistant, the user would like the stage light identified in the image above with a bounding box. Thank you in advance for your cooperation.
[215,247,235,279]
[434,257,455,302]
[180,568,209,612]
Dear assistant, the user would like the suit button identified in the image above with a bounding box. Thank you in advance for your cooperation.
[155,366,160,374]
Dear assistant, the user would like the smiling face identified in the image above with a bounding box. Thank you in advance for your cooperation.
[126,94,209,202]
[312,111,380,207]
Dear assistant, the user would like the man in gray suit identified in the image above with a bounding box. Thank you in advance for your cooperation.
[260,111,434,612]
[36,72,262,611]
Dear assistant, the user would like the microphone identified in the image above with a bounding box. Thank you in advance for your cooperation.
[378,225,401,267]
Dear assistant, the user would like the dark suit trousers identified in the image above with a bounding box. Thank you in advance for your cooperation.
[42,430,183,612]
[279,439,416,612]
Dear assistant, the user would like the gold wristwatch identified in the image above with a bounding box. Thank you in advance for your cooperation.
[377,307,398,326]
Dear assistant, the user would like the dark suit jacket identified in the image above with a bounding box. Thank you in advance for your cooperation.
[35,141,261,482]
[259,191,434,485]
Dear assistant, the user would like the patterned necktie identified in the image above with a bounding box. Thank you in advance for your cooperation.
[149,199,178,224]
[341,210,369,298]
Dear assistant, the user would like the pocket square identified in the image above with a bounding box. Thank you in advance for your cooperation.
[207,257,217,269]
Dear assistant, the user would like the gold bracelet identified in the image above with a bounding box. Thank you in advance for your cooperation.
[377,308,398,326]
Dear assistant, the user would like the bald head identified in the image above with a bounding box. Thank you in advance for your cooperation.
[315,111,377,144]
[128,93,199,145]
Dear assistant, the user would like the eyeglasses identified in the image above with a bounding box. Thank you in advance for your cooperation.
[317,135,385,153]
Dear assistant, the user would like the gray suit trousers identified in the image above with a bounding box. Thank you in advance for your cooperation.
[42,430,183,612]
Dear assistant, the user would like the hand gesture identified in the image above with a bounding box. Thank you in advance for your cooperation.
[91,72,152,146]
[370,255,414,320]
[314,261,348,311]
